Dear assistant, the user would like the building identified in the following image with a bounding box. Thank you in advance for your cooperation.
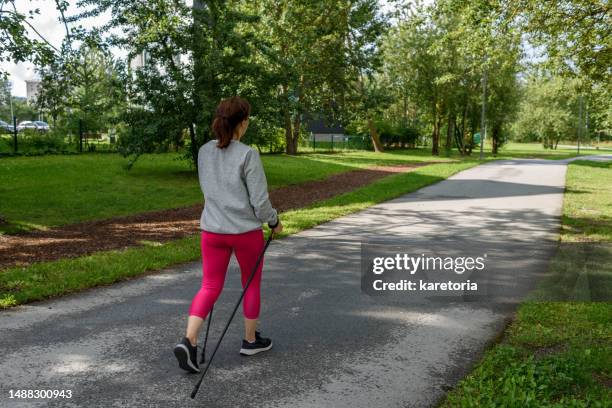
[305,117,345,142]
[129,51,149,70]
[129,50,180,72]
[25,80,41,104]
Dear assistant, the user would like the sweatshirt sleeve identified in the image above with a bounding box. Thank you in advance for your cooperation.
[243,148,278,226]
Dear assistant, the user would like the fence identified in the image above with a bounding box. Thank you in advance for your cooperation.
[299,134,372,152]
[0,117,117,156]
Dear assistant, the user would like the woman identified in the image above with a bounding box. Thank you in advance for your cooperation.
[174,96,282,374]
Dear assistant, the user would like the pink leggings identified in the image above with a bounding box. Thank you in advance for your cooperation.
[189,229,265,320]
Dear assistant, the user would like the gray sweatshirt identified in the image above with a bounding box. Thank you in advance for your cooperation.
[198,139,278,234]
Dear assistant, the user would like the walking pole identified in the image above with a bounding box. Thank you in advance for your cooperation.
[200,305,213,364]
[191,232,274,399]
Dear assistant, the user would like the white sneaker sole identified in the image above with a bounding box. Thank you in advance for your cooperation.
[174,343,200,373]
[240,342,273,356]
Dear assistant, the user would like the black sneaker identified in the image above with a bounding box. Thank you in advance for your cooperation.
[173,337,200,373]
[240,331,273,356]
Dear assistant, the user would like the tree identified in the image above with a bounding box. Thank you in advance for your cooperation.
[383,0,522,156]
[36,43,125,141]
[244,0,338,154]
[243,0,386,154]
[36,59,70,127]
[0,1,58,78]
[513,0,610,83]
[342,0,389,153]
[383,6,445,155]
[69,44,125,136]
[73,0,259,168]
[513,75,582,149]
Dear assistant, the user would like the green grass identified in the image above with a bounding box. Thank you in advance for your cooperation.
[441,160,612,408]
[561,161,612,242]
[0,160,475,308]
[1,142,600,234]
[0,149,448,233]
[486,142,611,160]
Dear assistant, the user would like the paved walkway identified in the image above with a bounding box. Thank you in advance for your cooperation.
[1,156,609,408]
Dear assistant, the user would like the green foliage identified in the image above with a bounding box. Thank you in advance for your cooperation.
[4,0,609,163]
[0,3,58,78]
[116,107,181,168]
[513,0,610,84]
[0,94,38,123]
[16,129,67,154]
[241,119,286,153]
[513,75,583,148]
[241,0,388,154]
[73,0,264,167]
[377,120,419,148]
[382,0,523,156]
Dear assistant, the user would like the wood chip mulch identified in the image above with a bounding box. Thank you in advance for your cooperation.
[0,163,431,269]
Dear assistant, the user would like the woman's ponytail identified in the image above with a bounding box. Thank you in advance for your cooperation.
[212,96,251,149]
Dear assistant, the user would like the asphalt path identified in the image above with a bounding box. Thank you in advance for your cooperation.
[1,156,609,408]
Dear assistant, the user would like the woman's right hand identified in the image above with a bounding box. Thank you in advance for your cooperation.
[272,220,283,234]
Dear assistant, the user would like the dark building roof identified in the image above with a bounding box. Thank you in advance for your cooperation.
[305,118,344,134]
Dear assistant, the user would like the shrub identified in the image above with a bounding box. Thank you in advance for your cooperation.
[17,129,68,153]
[379,123,419,148]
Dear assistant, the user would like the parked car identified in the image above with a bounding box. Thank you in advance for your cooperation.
[0,120,15,133]
[34,121,50,131]
[17,121,36,131]
[17,121,49,132]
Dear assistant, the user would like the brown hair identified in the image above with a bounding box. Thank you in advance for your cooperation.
[212,96,251,148]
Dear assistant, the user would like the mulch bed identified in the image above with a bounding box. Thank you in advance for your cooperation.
[0,163,430,269]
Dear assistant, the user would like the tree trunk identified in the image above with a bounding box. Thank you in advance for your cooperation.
[402,94,408,128]
[286,136,298,155]
[491,123,502,156]
[454,122,464,156]
[291,112,301,154]
[431,112,441,156]
[189,123,198,170]
[431,127,439,156]
[492,131,498,155]
[445,111,455,153]
[458,103,467,156]
[285,127,298,155]
[283,104,297,155]
[367,117,384,152]
[284,111,299,155]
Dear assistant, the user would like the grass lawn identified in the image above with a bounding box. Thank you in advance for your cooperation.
[0,149,450,234]
[0,160,477,308]
[488,142,611,160]
[441,160,612,407]
[2,143,603,234]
